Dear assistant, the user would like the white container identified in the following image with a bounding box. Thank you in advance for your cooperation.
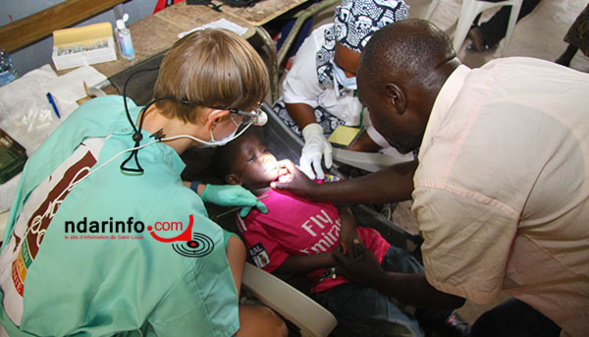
[52,23,117,71]
[115,14,135,60]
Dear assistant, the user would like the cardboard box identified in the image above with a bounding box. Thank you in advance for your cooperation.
[52,22,117,71]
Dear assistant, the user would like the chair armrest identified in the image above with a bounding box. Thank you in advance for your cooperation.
[332,148,412,173]
[242,263,337,337]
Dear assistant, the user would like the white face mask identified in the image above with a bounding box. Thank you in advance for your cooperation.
[331,59,357,90]
[203,124,239,147]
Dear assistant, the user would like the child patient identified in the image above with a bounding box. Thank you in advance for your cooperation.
[212,129,457,337]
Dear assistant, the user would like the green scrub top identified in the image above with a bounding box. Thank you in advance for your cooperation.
[0,96,239,336]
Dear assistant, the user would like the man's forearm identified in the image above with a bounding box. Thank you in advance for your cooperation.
[308,160,418,204]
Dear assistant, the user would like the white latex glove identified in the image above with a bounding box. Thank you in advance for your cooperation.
[300,123,332,179]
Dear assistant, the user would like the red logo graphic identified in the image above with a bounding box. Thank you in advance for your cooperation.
[147,215,214,258]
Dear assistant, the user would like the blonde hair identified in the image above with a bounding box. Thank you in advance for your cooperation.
[153,29,269,122]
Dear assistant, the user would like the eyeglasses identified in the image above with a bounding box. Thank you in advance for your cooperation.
[227,107,262,127]
[212,103,263,128]
[210,103,268,136]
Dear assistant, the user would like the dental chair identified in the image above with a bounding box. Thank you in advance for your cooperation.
[109,47,422,336]
[199,105,423,336]
[109,66,338,337]
[242,262,337,337]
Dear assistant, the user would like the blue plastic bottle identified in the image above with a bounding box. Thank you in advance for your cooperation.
[0,47,18,87]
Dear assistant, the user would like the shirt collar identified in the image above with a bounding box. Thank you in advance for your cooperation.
[418,65,471,161]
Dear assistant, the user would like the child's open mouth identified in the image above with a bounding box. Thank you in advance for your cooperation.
[275,167,291,183]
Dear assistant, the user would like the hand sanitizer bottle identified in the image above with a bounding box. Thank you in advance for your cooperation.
[115,14,135,60]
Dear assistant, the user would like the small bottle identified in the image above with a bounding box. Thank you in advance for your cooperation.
[0,47,18,87]
[115,14,135,60]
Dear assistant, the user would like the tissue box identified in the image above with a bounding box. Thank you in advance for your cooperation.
[52,22,117,71]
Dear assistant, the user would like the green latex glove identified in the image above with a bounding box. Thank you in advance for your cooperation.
[201,184,268,217]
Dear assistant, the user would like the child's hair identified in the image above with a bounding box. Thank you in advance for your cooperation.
[212,128,265,182]
[153,29,269,123]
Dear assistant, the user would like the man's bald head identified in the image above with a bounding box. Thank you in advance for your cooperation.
[359,19,456,88]
[356,19,460,154]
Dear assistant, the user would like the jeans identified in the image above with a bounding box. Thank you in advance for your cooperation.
[471,297,561,337]
[315,246,453,337]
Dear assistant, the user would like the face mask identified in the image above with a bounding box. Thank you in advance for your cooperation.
[331,59,357,90]
[160,117,252,148]
[203,126,239,147]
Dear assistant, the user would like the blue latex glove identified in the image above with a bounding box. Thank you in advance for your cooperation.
[200,184,268,217]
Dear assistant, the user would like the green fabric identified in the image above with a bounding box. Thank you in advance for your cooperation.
[201,184,268,218]
[0,96,239,336]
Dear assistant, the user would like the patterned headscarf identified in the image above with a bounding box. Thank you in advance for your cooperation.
[316,0,409,88]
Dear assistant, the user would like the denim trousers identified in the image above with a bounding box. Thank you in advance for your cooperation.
[315,245,453,337]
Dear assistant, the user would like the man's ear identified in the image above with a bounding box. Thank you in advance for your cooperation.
[225,173,241,185]
[385,83,407,115]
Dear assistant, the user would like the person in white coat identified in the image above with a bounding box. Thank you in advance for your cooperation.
[275,0,412,179]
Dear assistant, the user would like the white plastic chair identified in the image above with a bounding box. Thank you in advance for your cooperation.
[241,262,338,337]
[425,0,523,56]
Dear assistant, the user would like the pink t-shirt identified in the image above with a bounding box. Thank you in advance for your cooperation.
[236,188,390,293]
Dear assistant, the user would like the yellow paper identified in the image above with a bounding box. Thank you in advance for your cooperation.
[53,22,113,47]
[328,126,360,146]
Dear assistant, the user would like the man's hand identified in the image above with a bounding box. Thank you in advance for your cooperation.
[271,160,318,200]
[338,207,360,258]
[339,227,360,258]
[300,123,332,179]
[332,240,384,288]
[335,236,467,309]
